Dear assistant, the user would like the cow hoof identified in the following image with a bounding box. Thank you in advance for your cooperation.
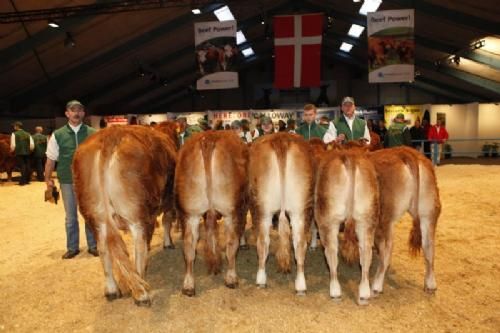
[371,290,383,298]
[163,244,175,250]
[424,287,437,295]
[358,297,370,306]
[239,244,249,250]
[257,284,267,289]
[296,290,306,296]
[134,297,152,307]
[330,296,342,302]
[182,288,196,297]
[105,291,122,301]
[225,282,238,289]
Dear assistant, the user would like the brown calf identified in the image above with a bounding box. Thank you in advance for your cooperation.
[73,123,177,306]
[314,149,379,305]
[249,133,314,294]
[175,131,248,296]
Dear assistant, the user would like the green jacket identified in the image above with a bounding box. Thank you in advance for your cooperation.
[32,133,48,158]
[53,124,96,184]
[179,125,203,146]
[334,116,366,142]
[14,129,31,156]
[296,122,326,140]
[385,122,412,148]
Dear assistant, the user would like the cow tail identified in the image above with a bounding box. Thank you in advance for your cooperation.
[340,155,360,264]
[402,152,422,256]
[99,147,149,299]
[271,139,292,273]
[200,136,222,274]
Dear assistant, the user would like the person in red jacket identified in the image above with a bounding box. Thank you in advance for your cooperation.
[428,119,449,165]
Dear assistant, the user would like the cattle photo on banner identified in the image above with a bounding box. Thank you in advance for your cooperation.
[367,9,415,83]
[274,13,323,89]
[195,20,239,90]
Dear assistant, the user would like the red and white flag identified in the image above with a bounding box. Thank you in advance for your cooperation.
[274,13,323,89]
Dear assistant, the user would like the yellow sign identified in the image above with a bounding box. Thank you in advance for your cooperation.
[384,105,423,126]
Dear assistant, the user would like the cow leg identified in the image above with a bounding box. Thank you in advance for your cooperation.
[322,222,342,300]
[290,212,308,295]
[421,216,437,293]
[162,210,175,249]
[355,220,374,305]
[372,222,395,296]
[98,224,121,301]
[239,233,248,250]
[256,213,272,288]
[182,215,200,296]
[224,214,239,288]
[130,223,151,306]
[309,221,319,250]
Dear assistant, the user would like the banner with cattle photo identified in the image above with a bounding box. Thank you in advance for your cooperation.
[367,9,415,83]
[195,20,239,90]
[384,105,423,127]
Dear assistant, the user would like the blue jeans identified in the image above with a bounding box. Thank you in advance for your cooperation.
[60,183,97,252]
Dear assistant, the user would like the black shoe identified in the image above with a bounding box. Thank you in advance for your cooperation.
[62,250,80,259]
[88,248,99,257]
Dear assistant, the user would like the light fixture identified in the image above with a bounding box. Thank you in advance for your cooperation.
[327,15,334,29]
[214,5,235,21]
[64,32,75,48]
[353,0,362,2]
[340,42,353,52]
[471,39,485,50]
[191,8,201,15]
[241,47,255,57]
[48,20,59,28]
[452,55,460,65]
[347,24,365,38]
[236,30,246,45]
[359,0,382,16]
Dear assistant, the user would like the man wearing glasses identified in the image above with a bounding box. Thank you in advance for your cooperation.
[45,100,99,259]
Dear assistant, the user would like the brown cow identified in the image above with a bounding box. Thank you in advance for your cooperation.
[368,147,440,295]
[314,149,379,305]
[73,123,177,306]
[0,134,16,182]
[249,133,314,294]
[175,131,248,296]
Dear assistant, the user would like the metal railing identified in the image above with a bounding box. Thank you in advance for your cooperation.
[411,138,500,166]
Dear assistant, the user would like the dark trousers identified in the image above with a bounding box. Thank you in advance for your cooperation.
[34,156,45,181]
[16,155,31,185]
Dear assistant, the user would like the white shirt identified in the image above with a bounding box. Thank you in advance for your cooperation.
[240,131,253,143]
[46,123,82,161]
[10,132,34,152]
[323,115,371,144]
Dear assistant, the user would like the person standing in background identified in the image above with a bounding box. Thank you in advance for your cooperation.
[32,126,47,181]
[10,121,34,185]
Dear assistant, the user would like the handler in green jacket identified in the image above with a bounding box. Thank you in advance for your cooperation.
[385,113,412,148]
[44,100,98,259]
[323,96,371,144]
[296,104,327,140]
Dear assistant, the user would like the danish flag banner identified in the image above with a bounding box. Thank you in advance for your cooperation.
[274,13,323,89]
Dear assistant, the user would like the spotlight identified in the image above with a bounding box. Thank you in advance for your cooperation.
[64,32,75,48]
[191,8,201,15]
[48,20,59,28]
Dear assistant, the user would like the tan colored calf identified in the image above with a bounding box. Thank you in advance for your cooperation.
[249,133,314,294]
[175,131,248,296]
[73,123,177,306]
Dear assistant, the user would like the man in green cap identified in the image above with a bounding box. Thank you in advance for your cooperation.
[45,100,98,259]
[32,126,47,181]
[385,113,412,148]
[176,116,203,146]
[323,97,371,144]
[10,121,34,185]
[296,104,327,140]
[254,116,275,139]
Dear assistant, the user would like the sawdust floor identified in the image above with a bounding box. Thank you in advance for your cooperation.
[0,165,499,333]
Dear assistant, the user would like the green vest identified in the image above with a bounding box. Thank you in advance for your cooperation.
[54,124,96,184]
[334,116,366,142]
[386,122,411,148]
[14,129,31,156]
[296,121,327,140]
[32,133,48,158]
